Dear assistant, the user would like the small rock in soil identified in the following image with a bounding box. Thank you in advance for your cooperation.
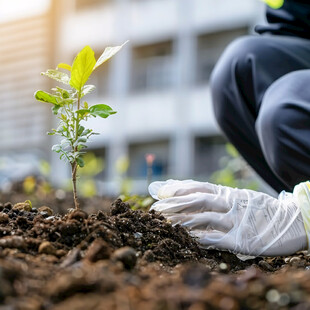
[181,263,212,288]
[13,201,32,212]
[142,250,156,263]
[3,202,12,210]
[38,206,53,216]
[60,248,81,268]
[258,260,274,272]
[0,213,9,223]
[84,238,111,262]
[111,246,137,270]
[38,241,57,256]
[68,210,88,222]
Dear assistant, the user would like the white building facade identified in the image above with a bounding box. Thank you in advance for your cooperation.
[1,0,265,195]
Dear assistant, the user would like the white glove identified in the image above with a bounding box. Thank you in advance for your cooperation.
[149,180,308,259]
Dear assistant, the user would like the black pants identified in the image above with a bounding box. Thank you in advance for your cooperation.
[210,35,310,193]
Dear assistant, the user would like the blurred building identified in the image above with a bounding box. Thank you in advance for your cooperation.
[0,0,57,189]
[0,0,264,195]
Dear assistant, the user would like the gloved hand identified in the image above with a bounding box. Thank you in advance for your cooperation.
[149,180,308,259]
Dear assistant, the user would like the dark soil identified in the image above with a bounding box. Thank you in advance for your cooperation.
[0,198,310,310]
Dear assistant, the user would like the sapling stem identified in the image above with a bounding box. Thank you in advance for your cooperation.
[71,161,79,209]
[72,94,81,209]
[35,43,127,210]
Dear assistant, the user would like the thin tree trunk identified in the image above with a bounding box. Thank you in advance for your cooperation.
[71,162,79,209]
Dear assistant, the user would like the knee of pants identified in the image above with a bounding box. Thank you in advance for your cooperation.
[210,35,267,129]
[256,110,286,181]
[255,73,305,183]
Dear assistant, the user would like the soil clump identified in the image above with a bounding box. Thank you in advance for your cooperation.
[0,198,310,309]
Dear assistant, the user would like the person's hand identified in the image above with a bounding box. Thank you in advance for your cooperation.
[149,180,308,259]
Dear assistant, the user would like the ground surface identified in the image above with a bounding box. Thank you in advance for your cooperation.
[0,197,310,310]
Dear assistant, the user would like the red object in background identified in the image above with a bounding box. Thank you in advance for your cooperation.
[145,153,156,166]
[145,153,156,186]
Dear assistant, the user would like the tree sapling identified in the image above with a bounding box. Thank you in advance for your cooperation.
[35,42,127,209]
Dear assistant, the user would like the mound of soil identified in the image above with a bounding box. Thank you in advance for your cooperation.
[0,199,310,309]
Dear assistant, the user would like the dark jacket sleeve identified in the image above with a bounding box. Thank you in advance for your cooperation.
[255,0,310,39]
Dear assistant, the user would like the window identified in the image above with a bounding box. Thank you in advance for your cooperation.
[128,141,169,178]
[196,28,248,83]
[194,136,227,177]
[131,41,174,92]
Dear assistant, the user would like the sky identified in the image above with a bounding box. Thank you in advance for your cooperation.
[0,0,50,23]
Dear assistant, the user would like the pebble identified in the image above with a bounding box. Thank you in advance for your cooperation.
[290,257,301,264]
[266,289,280,303]
[258,260,274,272]
[38,206,53,216]
[13,201,32,212]
[3,202,12,210]
[38,241,57,255]
[218,262,230,274]
[142,250,155,263]
[84,238,111,262]
[181,263,212,288]
[56,249,67,257]
[60,248,81,268]
[284,257,291,264]
[68,210,88,222]
[134,232,143,239]
[111,246,137,270]
[0,213,9,223]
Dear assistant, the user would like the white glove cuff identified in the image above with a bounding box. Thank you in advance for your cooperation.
[293,181,310,252]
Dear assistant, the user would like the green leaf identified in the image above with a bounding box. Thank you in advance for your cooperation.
[60,138,69,146]
[56,123,65,133]
[81,85,95,97]
[77,137,87,143]
[77,144,87,151]
[55,87,70,99]
[52,105,61,115]
[70,46,96,92]
[89,104,117,118]
[57,63,72,71]
[78,125,85,135]
[76,109,90,117]
[93,41,128,70]
[41,69,70,85]
[76,157,85,168]
[35,90,61,105]
[81,128,92,136]
[52,144,61,153]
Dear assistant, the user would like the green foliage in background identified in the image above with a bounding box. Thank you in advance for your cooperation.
[210,143,259,190]
[34,42,127,209]
[115,156,154,210]
[78,152,104,198]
